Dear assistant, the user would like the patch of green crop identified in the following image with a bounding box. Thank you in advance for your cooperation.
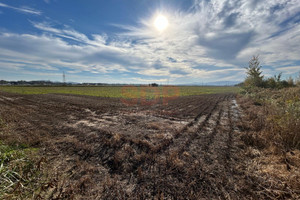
[0,86,123,97]
[0,86,240,98]
[178,86,241,96]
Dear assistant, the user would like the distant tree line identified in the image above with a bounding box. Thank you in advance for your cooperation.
[0,80,110,86]
[242,56,300,91]
[0,80,163,87]
[149,83,159,87]
[0,80,56,86]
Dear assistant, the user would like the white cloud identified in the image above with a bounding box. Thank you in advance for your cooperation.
[131,77,168,83]
[276,66,300,75]
[0,32,134,75]
[0,0,300,83]
[0,2,41,15]
[137,68,171,77]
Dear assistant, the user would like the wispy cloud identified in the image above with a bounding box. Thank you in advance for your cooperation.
[32,22,108,47]
[276,66,300,75]
[0,0,300,83]
[131,77,168,83]
[0,2,41,15]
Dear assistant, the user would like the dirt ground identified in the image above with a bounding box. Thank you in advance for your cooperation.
[0,91,297,199]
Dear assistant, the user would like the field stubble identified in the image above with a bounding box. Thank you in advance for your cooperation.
[0,89,298,199]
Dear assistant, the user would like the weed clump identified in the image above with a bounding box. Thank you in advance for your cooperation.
[241,87,300,151]
[0,116,52,199]
[0,140,50,199]
[238,87,300,199]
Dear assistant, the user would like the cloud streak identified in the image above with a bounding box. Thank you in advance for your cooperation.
[0,2,41,15]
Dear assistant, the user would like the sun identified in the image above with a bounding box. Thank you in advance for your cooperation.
[154,15,169,31]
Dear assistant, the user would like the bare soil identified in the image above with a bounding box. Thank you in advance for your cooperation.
[0,91,291,199]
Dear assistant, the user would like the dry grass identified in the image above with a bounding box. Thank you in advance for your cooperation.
[239,87,300,151]
[237,87,300,199]
[0,118,51,199]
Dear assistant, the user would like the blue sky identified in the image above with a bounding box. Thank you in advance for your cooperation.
[0,0,300,84]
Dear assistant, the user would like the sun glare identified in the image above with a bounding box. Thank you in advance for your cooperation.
[154,15,169,31]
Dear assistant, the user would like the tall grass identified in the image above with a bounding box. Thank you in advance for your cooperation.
[240,87,300,151]
[238,87,300,199]
[265,88,300,150]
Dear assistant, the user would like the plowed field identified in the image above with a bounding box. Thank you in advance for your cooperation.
[0,91,263,199]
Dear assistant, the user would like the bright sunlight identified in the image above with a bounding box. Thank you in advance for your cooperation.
[154,15,169,31]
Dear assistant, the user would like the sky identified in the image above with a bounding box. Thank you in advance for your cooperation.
[0,0,300,84]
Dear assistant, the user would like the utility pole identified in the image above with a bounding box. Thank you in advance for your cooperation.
[63,71,66,84]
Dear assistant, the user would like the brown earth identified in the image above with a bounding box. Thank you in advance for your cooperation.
[0,91,294,199]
